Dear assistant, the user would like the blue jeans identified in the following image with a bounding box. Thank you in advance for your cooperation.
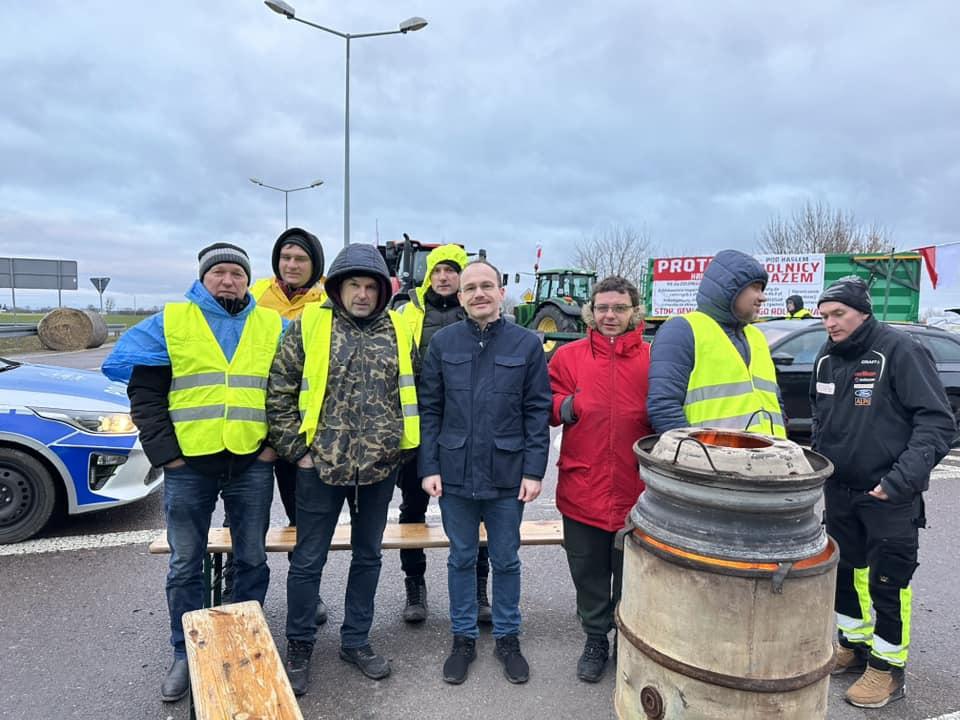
[439,493,525,639]
[286,470,396,648]
[163,459,274,658]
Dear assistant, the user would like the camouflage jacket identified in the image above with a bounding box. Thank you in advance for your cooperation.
[266,306,416,486]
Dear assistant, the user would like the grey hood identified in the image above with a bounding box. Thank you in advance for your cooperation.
[324,243,393,317]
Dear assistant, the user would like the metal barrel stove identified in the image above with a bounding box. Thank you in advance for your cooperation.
[615,428,837,720]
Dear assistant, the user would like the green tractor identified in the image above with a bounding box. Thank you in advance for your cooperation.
[514,268,596,357]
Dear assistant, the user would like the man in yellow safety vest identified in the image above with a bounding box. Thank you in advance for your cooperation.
[266,243,418,697]
[648,249,786,438]
[103,242,283,703]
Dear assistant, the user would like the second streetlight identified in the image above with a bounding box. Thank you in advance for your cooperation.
[249,177,324,230]
[264,2,428,247]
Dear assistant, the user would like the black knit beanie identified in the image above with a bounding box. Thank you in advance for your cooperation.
[817,275,872,314]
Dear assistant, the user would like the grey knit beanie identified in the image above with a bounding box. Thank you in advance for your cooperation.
[198,242,251,282]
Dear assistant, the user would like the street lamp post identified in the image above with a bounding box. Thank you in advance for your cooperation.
[264,1,427,247]
[249,177,324,229]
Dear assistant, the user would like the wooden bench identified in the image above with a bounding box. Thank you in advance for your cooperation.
[182,600,303,720]
[149,520,564,607]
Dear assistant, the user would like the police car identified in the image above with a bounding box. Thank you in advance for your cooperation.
[0,356,162,543]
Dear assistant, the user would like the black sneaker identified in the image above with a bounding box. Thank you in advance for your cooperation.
[577,635,609,683]
[340,644,391,680]
[443,635,477,684]
[402,576,428,623]
[285,639,314,697]
[477,580,493,625]
[315,595,328,626]
[494,635,529,684]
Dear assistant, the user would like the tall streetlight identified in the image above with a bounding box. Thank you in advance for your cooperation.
[264,1,428,247]
[249,177,324,229]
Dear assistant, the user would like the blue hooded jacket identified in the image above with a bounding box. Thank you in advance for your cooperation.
[647,249,780,433]
[102,280,278,382]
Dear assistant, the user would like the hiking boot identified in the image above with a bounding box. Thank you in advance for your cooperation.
[402,576,428,623]
[315,595,328,626]
[442,635,477,684]
[832,642,869,675]
[160,657,190,702]
[494,635,529,684]
[845,665,906,708]
[477,580,493,625]
[285,639,314,697]
[340,645,391,680]
[577,635,610,683]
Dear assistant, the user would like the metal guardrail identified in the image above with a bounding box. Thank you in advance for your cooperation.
[0,323,126,338]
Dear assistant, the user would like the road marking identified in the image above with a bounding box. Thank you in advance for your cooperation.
[926,713,960,720]
[1,502,559,556]
[0,529,163,556]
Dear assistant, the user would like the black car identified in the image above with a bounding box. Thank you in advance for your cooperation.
[754,318,960,442]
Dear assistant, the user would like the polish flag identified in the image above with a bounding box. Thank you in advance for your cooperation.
[919,244,960,290]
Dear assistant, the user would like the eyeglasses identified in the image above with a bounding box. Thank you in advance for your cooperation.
[460,281,498,295]
[593,304,634,315]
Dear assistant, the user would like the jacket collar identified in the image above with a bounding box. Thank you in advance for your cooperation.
[828,315,879,358]
[588,325,645,356]
[185,280,255,319]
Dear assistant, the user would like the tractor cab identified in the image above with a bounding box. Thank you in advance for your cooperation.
[514,268,596,357]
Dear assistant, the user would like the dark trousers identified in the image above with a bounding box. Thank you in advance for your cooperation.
[562,515,623,638]
[275,457,298,524]
[224,457,308,598]
[825,481,923,667]
[164,460,273,658]
[286,470,396,648]
[397,458,489,581]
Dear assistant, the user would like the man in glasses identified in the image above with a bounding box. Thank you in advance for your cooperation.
[419,260,551,685]
[548,275,652,682]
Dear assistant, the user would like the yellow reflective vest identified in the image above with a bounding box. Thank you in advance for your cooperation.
[683,311,786,437]
[787,308,814,319]
[297,304,419,449]
[399,291,426,347]
[250,277,326,320]
[163,302,283,456]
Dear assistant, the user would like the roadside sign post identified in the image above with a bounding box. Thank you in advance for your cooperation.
[90,277,111,313]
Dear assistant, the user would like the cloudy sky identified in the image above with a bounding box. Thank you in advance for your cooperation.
[3,1,959,312]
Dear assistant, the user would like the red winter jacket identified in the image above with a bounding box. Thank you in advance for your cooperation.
[549,326,652,532]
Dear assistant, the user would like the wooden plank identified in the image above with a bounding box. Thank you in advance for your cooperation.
[183,601,303,720]
[150,519,564,554]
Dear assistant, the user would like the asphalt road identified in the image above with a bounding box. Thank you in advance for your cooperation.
[2,347,959,720]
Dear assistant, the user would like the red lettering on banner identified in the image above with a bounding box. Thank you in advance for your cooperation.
[652,256,712,281]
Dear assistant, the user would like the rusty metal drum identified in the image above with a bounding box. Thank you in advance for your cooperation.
[615,428,838,720]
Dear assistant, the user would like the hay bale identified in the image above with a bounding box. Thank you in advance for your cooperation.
[37,309,109,350]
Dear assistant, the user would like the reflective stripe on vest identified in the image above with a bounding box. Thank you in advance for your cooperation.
[297,304,420,449]
[163,302,282,456]
[683,311,786,438]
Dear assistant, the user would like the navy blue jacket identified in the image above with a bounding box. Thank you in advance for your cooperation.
[648,249,782,433]
[418,316,551,499]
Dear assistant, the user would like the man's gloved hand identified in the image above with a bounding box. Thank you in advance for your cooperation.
[560,394,579,425]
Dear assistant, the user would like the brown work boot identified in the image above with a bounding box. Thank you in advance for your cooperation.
[831,642,869,675]
[845,666,906,708]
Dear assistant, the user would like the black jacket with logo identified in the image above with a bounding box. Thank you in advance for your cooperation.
[809,316,955,502]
